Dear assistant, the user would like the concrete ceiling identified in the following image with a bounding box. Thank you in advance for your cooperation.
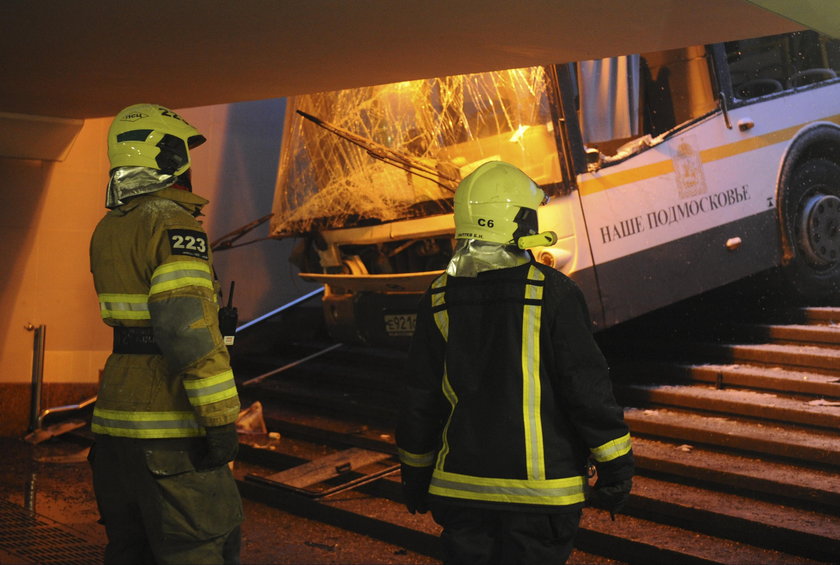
[0,1,809,121]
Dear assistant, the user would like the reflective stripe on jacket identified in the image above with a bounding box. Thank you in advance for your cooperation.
[90,188,240,438]
[397,261,633,508]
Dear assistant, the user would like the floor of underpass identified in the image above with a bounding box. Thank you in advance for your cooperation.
[0,436,432,565]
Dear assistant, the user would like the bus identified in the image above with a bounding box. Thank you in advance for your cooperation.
[270,29,840,345]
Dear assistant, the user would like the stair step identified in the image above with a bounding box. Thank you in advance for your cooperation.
[238,473,616,565]
[689,342,840,373]
[680,363,840,397]
[629,475,840,561]
[632,437,840,511]
[614,361,840,397]
[789,306,840,324]
[619,384,840,429]
[624,407,840,467]
[578,507,824,565]
[747,324,840,346]
[240,378,396,423]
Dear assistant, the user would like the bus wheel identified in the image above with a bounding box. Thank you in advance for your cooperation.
[781,158,840,301]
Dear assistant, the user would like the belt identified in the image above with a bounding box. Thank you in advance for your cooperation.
[113,327,161,355]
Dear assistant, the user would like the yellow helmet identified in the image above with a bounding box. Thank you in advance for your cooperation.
[107,103,206,176]
[453,161,556,249]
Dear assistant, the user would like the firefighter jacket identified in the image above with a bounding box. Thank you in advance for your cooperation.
[89,187,240,438]
[396,260,633,510]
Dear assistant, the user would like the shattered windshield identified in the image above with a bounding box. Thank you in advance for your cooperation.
[270,66,562,236]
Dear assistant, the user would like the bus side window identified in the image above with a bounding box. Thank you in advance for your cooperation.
[577,55,642,150]
[641,55,675,137]
[727,31,840,100]
[727,36,784,100]
[642,46,716,135]
[579,46,716,160]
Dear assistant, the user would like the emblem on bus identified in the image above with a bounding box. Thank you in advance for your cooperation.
[672,137,708,199]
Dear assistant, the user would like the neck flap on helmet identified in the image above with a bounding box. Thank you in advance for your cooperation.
[445,239,531,278]
[105,166,178,209]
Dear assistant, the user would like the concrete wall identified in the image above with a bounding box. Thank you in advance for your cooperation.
[0,99,318,435]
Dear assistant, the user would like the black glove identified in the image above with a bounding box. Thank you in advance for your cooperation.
[199,423,239,470]
[588,478,632,519]
[400,464,432,514]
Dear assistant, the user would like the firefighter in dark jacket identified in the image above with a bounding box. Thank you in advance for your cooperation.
[396,161,633,565]
[89,103,242,565]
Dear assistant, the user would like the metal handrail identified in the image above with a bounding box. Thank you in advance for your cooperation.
[235,286,324,332]
[27,324,45,432]
[37,395,98,429]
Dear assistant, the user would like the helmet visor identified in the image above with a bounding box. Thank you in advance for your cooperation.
[512,207,539,241]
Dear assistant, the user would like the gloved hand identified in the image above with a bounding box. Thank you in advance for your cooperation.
[400,464,432,514]
[588,478,632,519]
[199,423,239,470]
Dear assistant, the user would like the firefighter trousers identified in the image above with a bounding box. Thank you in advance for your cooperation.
[89,434,243,565]
[431,499,581,565]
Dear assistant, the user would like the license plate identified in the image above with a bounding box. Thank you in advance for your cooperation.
[384,313,416,336]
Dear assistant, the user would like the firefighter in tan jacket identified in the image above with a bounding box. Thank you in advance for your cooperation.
[89,103,242,565]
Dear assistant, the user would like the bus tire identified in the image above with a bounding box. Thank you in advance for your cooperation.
[779,158,840,302]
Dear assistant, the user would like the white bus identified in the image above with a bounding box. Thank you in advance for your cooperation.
[270,29,840,345]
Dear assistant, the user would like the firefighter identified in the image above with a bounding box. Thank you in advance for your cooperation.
[89,103,243,565]
[396,161,634,565]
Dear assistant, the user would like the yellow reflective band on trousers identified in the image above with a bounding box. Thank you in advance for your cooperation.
[398,447,436,468]
[150,261,214,296]
[522,265,545,480]
[99,293,151,321]
[183,370,238,406]
[429,469,586,506]
[590,432,633,462]
[91,408,203,438]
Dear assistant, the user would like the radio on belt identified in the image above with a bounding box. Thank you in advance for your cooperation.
[218,280,238,346]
